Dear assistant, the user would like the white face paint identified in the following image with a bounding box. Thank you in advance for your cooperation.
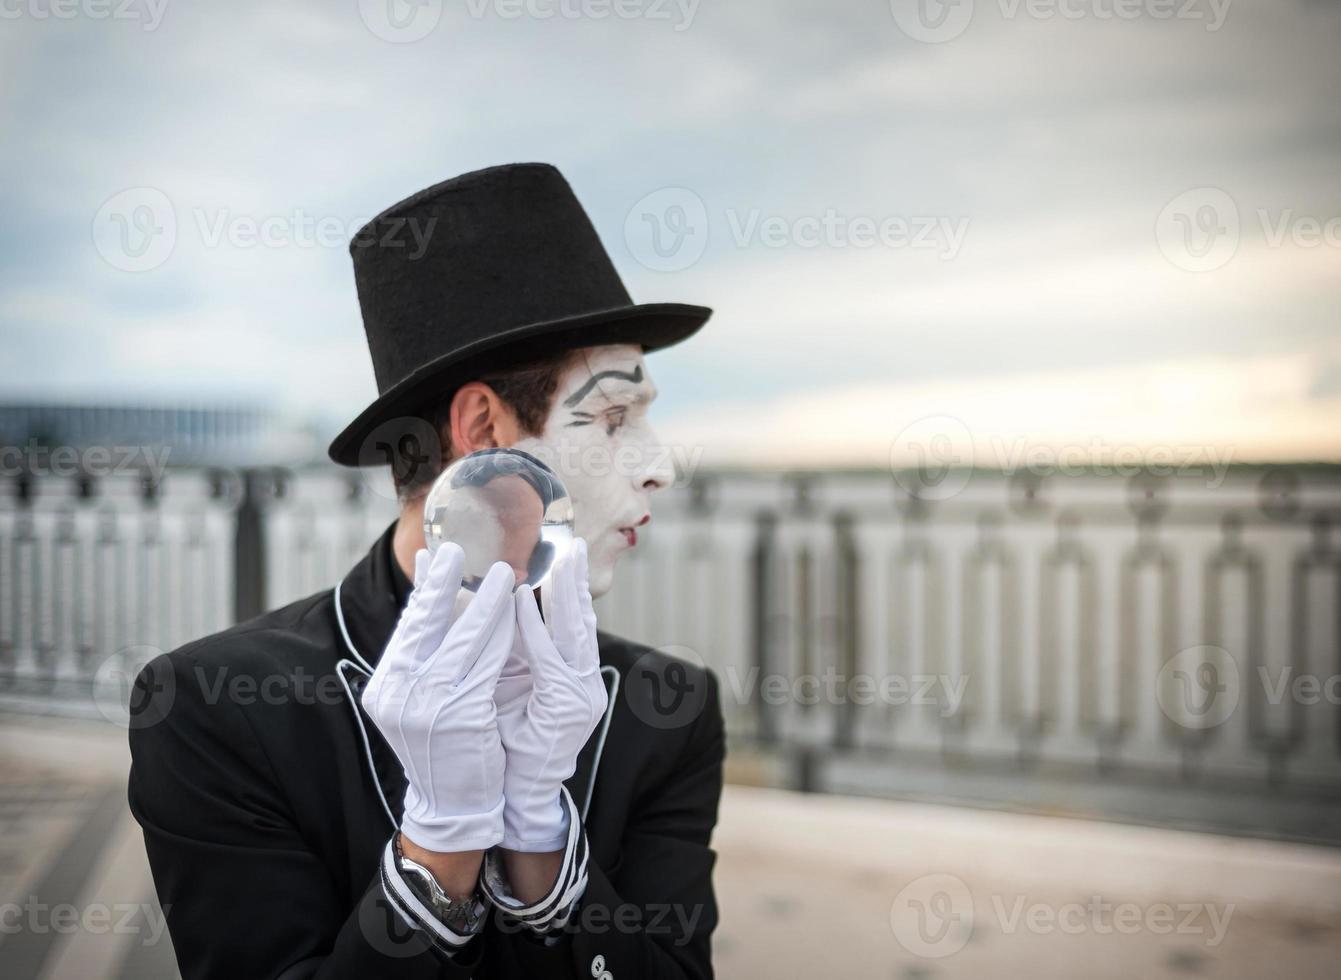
[512,344,675,597]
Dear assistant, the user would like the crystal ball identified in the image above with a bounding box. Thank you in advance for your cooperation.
[423,448,574,591]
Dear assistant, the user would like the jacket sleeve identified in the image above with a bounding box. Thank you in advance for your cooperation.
[127,649,479,980]
[505,667,725,980]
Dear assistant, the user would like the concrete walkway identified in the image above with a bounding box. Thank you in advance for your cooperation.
[712,786,1341,979]
[0,715,177,980]
[2,714,1339,980]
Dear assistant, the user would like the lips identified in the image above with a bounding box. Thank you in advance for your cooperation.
[618,513,650,549]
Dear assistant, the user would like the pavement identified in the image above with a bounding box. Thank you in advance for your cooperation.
[712,786,1341,980]
[1,713,1339,980]
[0,715,177,980]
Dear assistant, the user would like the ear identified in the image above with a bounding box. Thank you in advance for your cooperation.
[448,382,523,455]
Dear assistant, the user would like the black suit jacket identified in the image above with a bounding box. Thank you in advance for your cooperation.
[128,525,724,979]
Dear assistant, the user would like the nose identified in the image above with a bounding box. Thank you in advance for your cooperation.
[637,428,676,494]
[640,467,671,493]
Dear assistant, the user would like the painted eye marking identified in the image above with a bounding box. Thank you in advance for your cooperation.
[562,364,644,408]
[564,408,628,435]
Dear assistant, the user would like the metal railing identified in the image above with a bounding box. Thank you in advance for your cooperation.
[4,466,1339,800]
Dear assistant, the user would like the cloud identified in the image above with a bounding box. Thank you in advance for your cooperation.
[661,347,1341,468]
[1,0,1338,462]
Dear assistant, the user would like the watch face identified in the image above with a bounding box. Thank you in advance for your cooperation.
[443,900,485,933]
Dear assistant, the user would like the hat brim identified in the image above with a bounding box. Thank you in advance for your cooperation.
[328,302,711,467]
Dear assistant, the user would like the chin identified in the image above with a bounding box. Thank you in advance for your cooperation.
[587,552,616,597]
[585,545,619,598]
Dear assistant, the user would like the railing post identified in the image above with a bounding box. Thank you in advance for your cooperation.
[752,508,777,744]
[832,510,859,751]
[233,469,269,623]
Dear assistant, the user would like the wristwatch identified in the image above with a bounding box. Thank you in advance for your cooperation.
[393,834,487,935]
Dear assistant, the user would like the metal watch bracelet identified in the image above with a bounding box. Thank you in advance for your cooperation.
[393,834,487,935]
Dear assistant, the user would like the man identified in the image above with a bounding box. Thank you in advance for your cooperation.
[128,163,724,979]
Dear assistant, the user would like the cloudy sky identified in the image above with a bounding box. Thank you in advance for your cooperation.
[2,0,1338,468]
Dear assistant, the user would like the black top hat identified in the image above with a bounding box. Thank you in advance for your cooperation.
[329,163,711,466]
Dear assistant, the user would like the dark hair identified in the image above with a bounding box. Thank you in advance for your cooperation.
[394,351,575,502]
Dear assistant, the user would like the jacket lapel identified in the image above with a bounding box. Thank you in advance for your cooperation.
[565,664,620,822]
[336,658,405,827]
[332,524,414,827]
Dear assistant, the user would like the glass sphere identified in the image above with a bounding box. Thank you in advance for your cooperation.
[423,448,574,591]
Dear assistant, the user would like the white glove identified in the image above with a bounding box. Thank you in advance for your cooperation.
[362,543,517,853]
[495,539,608,851]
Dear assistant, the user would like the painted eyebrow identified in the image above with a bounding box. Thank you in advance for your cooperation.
[562,364,644,408]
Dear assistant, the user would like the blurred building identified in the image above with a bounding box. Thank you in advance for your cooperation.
[0,402,324,471]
